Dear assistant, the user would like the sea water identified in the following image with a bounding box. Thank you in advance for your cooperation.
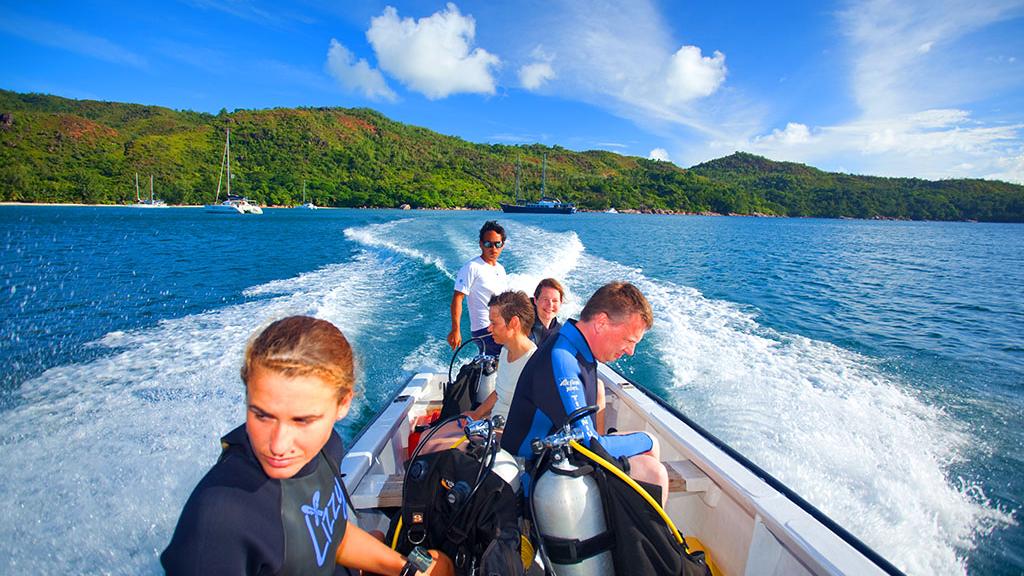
[0,206,1020,575]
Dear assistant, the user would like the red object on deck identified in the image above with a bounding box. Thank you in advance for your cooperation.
[407,408,441,458]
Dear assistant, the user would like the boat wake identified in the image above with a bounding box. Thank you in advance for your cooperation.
[344,219,455,280]
[0,217,1012,575]
[387,222,1015,575]
[562,247,1014,576]
[0,252,402,574]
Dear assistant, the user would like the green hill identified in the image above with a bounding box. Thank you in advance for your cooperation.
[1,89,1022,221]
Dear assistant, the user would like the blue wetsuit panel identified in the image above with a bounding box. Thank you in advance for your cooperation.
[502,321,652,459]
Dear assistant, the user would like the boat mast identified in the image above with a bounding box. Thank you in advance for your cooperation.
[515,156,521,204]
[226,128,231,198]
[149,175,154,202]
[541,153,547,198]
[135,173,140,203]
[214,129,228,203]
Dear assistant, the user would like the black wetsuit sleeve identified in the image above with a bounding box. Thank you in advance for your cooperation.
[162,486,263,575]
[162,448,282,575]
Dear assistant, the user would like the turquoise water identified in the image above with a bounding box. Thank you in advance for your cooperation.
[0,206,1021,574]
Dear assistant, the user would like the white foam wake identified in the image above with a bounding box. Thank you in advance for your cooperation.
[344,219,454,279]
[566,253,1010,575]
[503,222,586,299]
[0,252,397,574]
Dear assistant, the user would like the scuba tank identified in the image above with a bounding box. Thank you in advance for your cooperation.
[473,354,498,406]
[530,408,715,576]
[530,407,614,576]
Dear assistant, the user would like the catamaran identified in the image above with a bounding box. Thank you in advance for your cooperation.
[132,173,167,208]
[204,128,262,215]
[339,360,904,576]
[295,180,318,210]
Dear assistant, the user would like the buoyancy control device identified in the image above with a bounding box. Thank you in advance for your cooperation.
[389,413,523,576]
[440,337,498,420]
[529,407,713,576]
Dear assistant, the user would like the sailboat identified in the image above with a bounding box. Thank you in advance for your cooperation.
[204,128,263,215]
[500,154,576,214]
[132,173,167,208]
[295,180,318,210]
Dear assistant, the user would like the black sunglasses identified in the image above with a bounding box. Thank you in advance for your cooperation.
[482,240,505,249]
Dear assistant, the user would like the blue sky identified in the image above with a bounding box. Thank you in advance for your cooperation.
[2,0,1023,182]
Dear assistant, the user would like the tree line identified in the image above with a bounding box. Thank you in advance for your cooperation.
[1,89,1022,222]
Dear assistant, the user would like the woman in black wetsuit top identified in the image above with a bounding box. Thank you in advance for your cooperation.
[529,278,564,345]
[162,316,452,576]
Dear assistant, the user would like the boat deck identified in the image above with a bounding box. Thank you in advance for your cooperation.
[340,368,900,576]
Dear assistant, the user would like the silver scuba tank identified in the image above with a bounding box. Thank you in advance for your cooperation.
[532,456,614,576]
[473,355,498,406]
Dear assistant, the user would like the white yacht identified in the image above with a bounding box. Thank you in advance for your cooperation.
[204,128,262,215]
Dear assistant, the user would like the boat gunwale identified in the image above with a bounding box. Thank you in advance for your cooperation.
[598,363,904,576]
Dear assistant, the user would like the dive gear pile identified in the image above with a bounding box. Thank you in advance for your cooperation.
[440,338,497,420]
[389,413,521,576]
[529,407,713,576]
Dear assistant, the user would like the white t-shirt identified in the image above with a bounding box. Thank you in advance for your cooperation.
[453,256,507,332]
[492,344,536,422]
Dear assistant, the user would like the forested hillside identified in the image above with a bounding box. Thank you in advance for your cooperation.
[2,89,1022,221]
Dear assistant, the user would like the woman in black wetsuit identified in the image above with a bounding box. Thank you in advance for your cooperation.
[529,278,564,345]
[162,316,452,576]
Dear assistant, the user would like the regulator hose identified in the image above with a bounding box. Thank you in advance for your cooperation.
[446,336,485,389]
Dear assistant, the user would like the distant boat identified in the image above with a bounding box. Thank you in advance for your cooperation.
[500,155,576,214]
[295,180,318,210]
[132,173,167,208]
[205,128,262,215]
[606,207,618,214]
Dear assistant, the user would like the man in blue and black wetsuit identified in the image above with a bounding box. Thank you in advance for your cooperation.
[501,281,669,501]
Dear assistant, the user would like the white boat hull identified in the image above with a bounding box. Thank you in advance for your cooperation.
[340,366,900,576]
[204,203,245,214]
[204,200,262,214]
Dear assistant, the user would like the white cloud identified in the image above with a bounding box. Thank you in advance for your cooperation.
[519,62,555,90]
[691,0,1024,182]
[649,147,671,161]
[755,122,812,146]
[480,2,736,140]
[0,14,146,69]
[366,3,500,99]
[519,45,557,90]
[325,39,397,102]
[742,109,1024,182]
[663,46,727,103]
[839,0,1023,117]
[987,152,1024,183]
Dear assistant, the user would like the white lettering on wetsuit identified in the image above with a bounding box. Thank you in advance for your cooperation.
[557,377,598,439]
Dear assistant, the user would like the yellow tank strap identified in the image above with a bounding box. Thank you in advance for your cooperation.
[568,439,684,545]
[391,517,402,549]
[520,534,534,569]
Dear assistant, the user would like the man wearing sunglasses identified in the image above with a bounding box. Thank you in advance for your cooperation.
[448,221,508,356]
